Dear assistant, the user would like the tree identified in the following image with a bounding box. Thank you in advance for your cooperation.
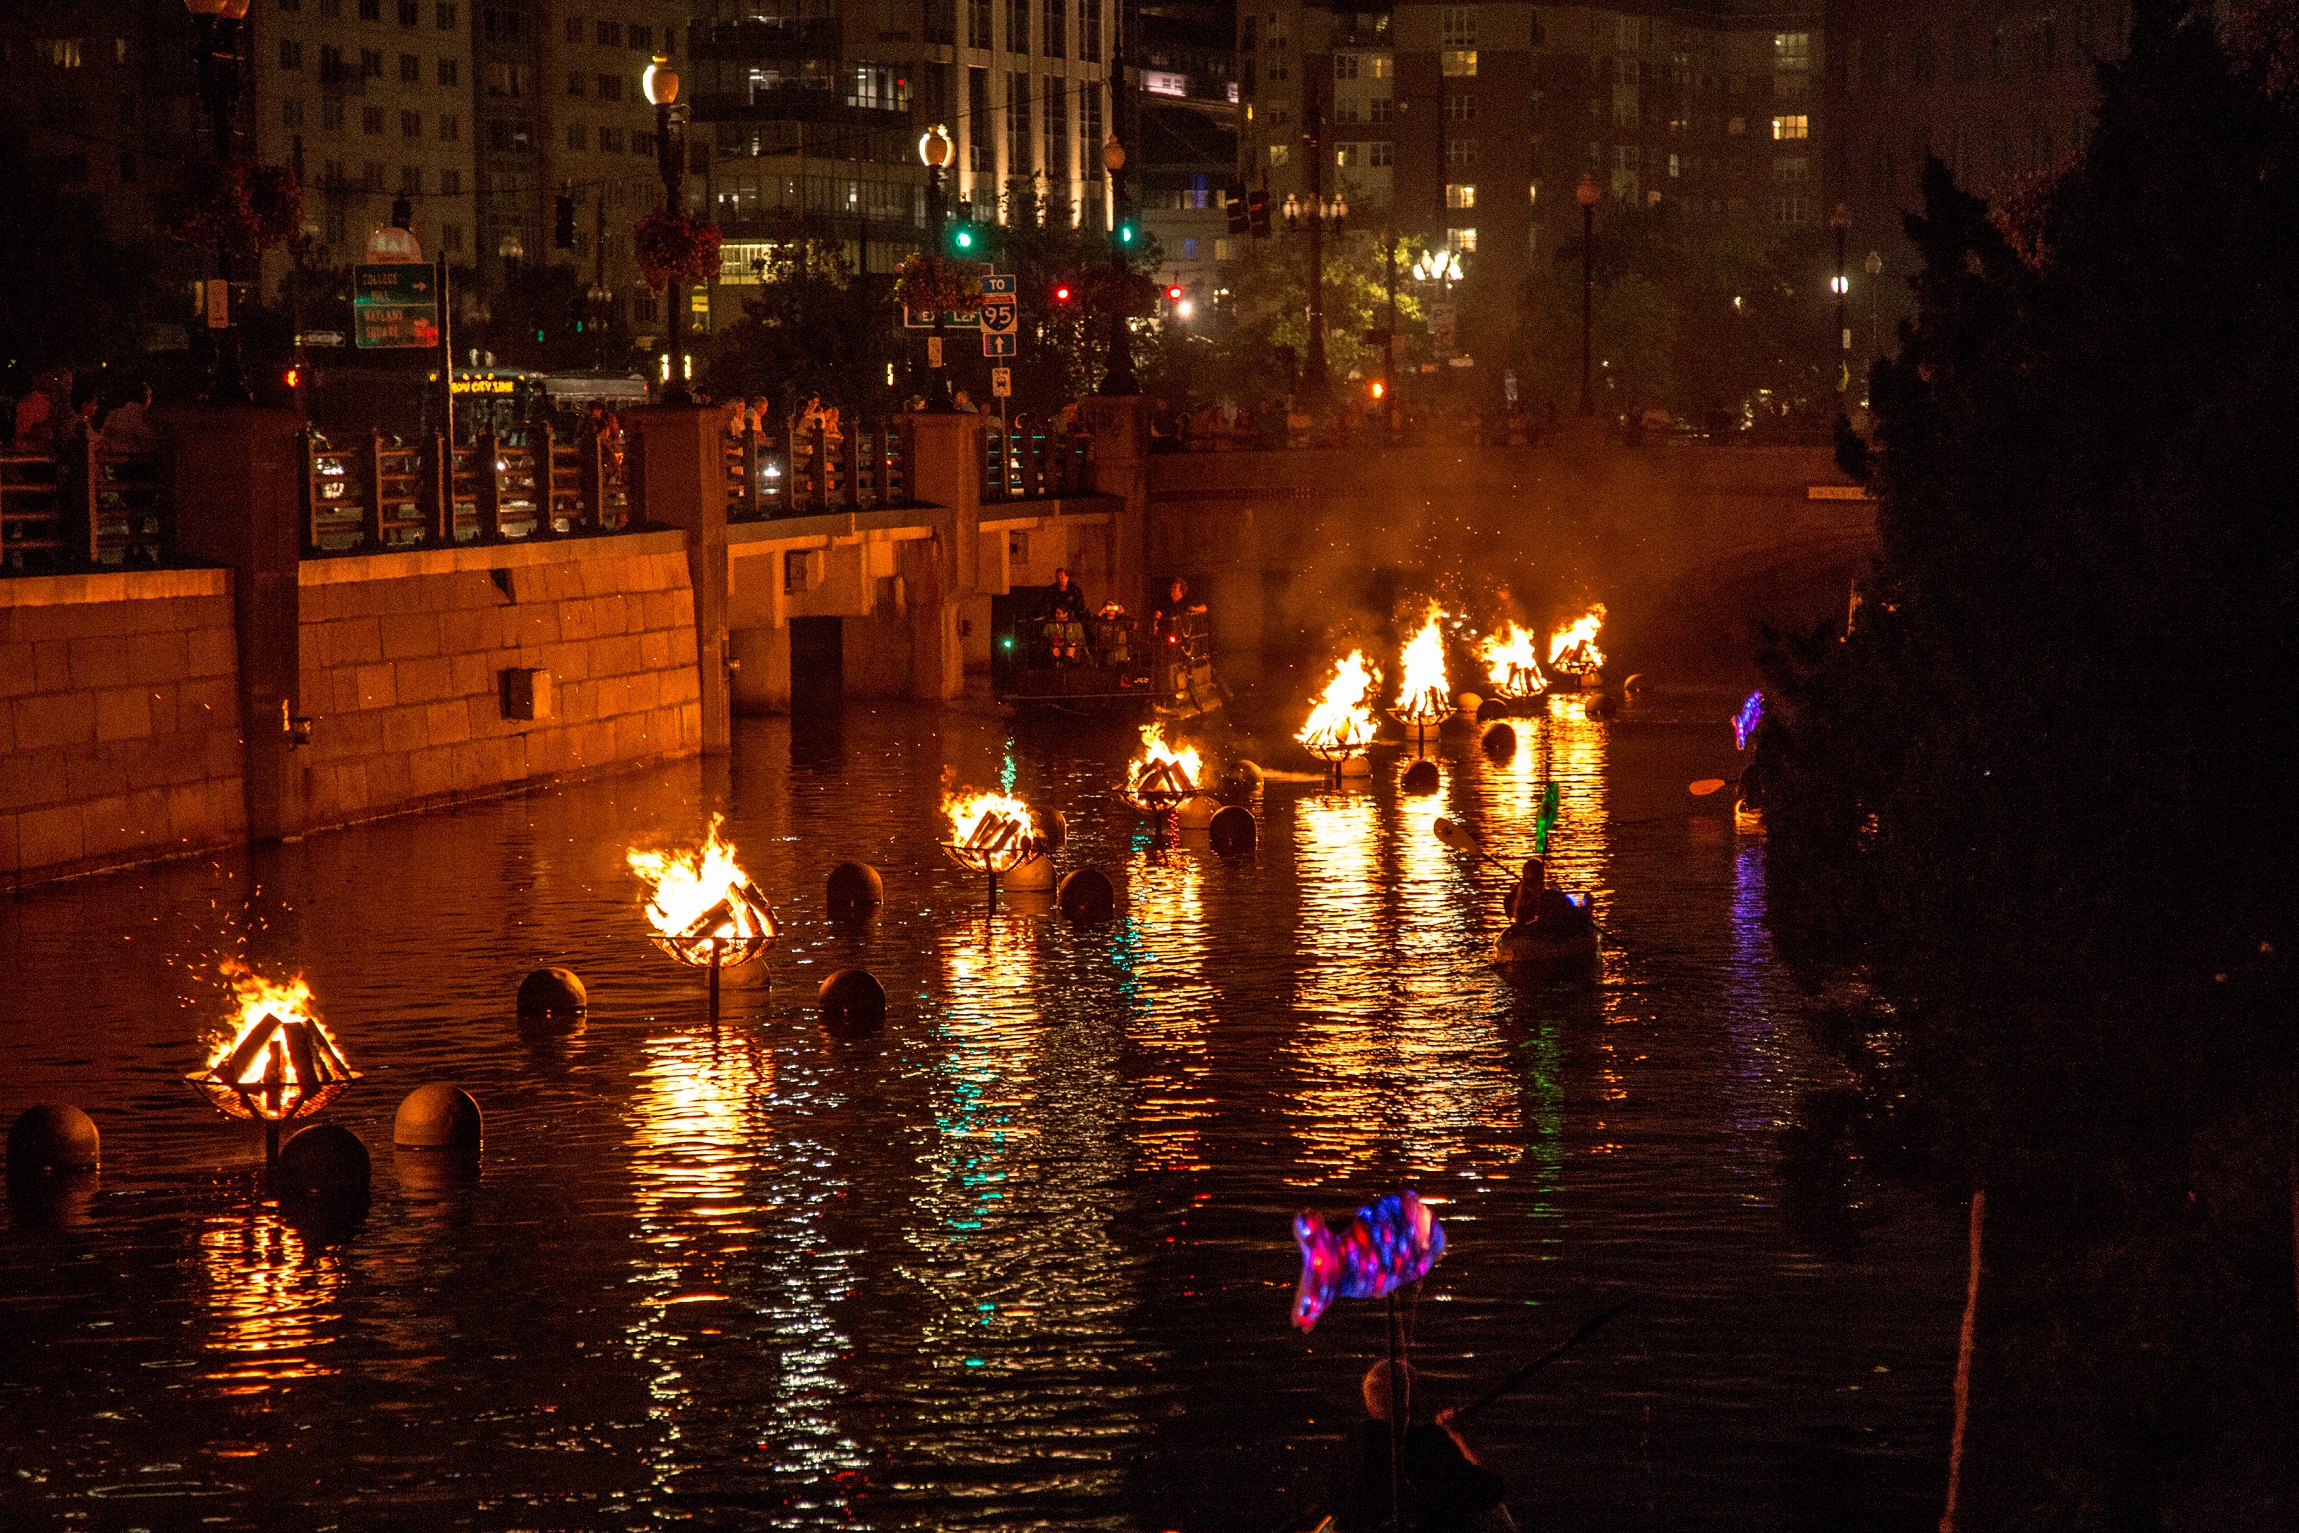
[704,239,905,418]
[0,124,167,384]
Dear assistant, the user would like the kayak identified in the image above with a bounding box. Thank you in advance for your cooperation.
[1491,917,1601,983]
[1734,799,1766,836]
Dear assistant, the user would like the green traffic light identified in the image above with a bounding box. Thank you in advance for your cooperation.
[1118,223,1137,245]
[954,228,975,250]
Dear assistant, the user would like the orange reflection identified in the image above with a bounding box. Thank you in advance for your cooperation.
[198,1213,345,1390]
[1126,851,1214,1173]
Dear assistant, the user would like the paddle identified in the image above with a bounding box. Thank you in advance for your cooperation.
[1689,777,1735,797]
[1433,816,1514,873]
[1448,1297,1641,1425]
[1534,781,1560,853]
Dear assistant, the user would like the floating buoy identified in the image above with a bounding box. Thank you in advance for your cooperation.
[1400,759,1441,794]
[1338,754,1373,779]
[825,861,884,911]
[1224,759,1266,796]
[1475,698,1510,722]
[1005,852,1057,890]
[277,1123,371,1201]
[393,1085,483,1150]
[1037,808,1070,852]
[516,967,586,1032]
[6,1104,100,1177]
[1057,867,1117,921]
[1175,794,1220,830]
[1482,722,1518,758]
[1209,805,1258,853]
[818,969,887,1033]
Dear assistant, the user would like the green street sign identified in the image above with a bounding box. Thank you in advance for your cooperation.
[353,263,441,350]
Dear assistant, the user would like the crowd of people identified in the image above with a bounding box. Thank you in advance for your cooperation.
[2,370,158,459]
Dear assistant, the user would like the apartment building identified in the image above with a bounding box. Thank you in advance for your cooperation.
[1240,2,1823,345]
[690,0,1117,300]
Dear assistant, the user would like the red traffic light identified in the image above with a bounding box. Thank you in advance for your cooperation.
[1165,285,1184,302]
[1054,282,1074,303]
[283,365,303,390]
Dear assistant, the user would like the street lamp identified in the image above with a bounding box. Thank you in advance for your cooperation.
[185,0,253,401]
[1576,171,1600,416]
[1099,135,1139,396]
[643,54,693,405]
[1863,248,1883,393]
[917,124,957,412]
[1829,202,1850,398]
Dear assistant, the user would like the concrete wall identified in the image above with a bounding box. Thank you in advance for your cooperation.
[293,535,702,829]
[2,569,248,886]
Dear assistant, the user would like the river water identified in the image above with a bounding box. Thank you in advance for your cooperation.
[0,692,1966,1531]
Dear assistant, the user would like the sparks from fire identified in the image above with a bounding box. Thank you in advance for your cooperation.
[1298,650,1380,757]
[1479,622,1548,697]
[1548,605,1607,675]
[188,962,358,1122]
[1394,606,1454,725]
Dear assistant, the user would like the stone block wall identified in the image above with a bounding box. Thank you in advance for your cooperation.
[2,570,248,885]
[293,535,703,829]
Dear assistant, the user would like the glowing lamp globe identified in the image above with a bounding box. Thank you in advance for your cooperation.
[919,126,954,169]
[643,56,680,107]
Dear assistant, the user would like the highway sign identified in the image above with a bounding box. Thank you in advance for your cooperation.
[980,273,1017,296]
[353,263,440,350]
[991,367,1012,398]
[983,330,1017,358]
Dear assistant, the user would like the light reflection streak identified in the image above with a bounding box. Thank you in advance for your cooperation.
[197,1213,345,1390]
[1122,852,1214,1173]
[1725,839,1789,1148]
[625,1030,865,1491]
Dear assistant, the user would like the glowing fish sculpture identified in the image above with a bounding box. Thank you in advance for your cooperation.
[1734,690,1766,751]
[1292,1190,1447,1332]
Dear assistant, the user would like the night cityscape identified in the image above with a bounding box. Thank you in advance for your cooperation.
[4,0,2296,1528]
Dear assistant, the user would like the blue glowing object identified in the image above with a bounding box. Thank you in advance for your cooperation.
[1734,690,1765,751]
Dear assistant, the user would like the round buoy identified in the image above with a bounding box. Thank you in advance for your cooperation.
[1038,808,1069,853]
[393,1085,483,1150]
[277,1123,371,1201]
[1483,722,1518,756]
[1587,691,1617,719]
[1623,672,1648,697]
[1457,691,1483,715]
[1338,754,1373,779]
[516,967,586,1023]
[818,969,887,1032]
[1400,759,1441,795]
[1175,795,1219,830]
[1005,852,1057,891]
[1209,805,1258,854]
[1058,867,1117,921]
[826,860,884,911]
[1475,698,1510,723]
[1224,759,1265,796]
[6,1104,100,1176]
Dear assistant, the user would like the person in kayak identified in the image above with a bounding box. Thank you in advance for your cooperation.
[1330,1359,1517,1532]
[1503,858,1586,930]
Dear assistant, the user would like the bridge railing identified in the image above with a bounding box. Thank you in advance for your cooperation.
[982,415,1093,502]
[301,426,634,554]
[724,417,914,520]
[0,437,170,571]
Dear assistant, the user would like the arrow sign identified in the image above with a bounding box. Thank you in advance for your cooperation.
[353,262,441,350]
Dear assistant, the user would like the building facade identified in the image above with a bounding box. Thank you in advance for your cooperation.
[1239,2,1824,359]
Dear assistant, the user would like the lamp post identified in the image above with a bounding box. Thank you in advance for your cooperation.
[1829,202,1850,398]
[1863,248,1883,398]
[643,54,693,405]
[918,124,957,412]
[1282,188,1348,403]
[1576,171,1599,416]
[1099,135,1140,396]
[184,0,252,402]
[1409,245,1461,362]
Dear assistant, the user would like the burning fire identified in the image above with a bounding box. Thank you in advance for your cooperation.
[943,782,1039,871]
[627,815,776,965]
[1297,650,1380,758]
[1130,724,1202,803]
[1548,605,1607,675]
[1479,622,1548,697]
[187,963,358,1122]
[1394,606,1454,724]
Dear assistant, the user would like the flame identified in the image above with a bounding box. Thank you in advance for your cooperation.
[1297,650,1380,756]
[1548,605,1607,674]
[627,815,772,949]
[944,784,1036,850]
[1479,622,1548,696]
[187,962,357,1122]
[1130,723,1202,799]
[205,965,333,1078]
[1393,606,1453,722]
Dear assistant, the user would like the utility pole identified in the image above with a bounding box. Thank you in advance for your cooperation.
[1830,202,1850,398]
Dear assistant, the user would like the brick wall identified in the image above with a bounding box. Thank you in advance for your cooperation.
[293,534,703,829]
[2,570,248,886]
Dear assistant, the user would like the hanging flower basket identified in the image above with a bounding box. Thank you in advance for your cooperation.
[635,210,724,289]
[894,252,986,316]
[160,163,303,261]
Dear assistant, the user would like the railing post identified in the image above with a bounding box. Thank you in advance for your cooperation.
[421,430,453,545]
[841,425,862,511]
[810,423,829,512]
[872,419,892,506]
[533,420,557,536]
[73,430,100,565]
[577,429,604,533]
[363,431,388,550]
[297,427,320,553]
[769,422,788,516]
[474,428,503,541]
[741,427,763,518]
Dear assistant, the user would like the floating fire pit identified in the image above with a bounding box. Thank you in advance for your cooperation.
[1548,605,1607,691]
[1391,606,1455,753]
[1121,724,1205,836]
[1479,622,1549,710]
[184,966,361,1167]
[629,816,778,1025]
[942,785,1044,911]
[1298,650,1379,782]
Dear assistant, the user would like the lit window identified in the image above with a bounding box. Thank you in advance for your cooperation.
[1269,143,1289,167]
[1772,114,1808,140]
[1447,227,1477,252]
[1445,183,1476,209]
[1441,50,1477,77]
[1774,32,1810,70]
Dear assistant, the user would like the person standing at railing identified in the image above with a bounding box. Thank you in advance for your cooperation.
[101,382,157,457]
[13,368,71,452]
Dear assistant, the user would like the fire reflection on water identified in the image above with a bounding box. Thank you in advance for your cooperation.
[1121,850,1214,1174]
[197,1213,346,1390]
[625,1030,865,1487]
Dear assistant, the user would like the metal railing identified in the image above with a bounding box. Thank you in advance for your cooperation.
[983,416,1093,502]
[0,438,170,572]
[724,417,914,520]
[301,426,633,554]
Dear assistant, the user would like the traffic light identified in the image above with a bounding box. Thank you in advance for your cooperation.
[283,365,302,390]
[1164,284,1184,303]
[1247,190,1271,238]
[1226,184,1250,236]
[1053,280,1075,304]
[1116,217,1139,247]
[554,193,576,250]
[950,199,978,254]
